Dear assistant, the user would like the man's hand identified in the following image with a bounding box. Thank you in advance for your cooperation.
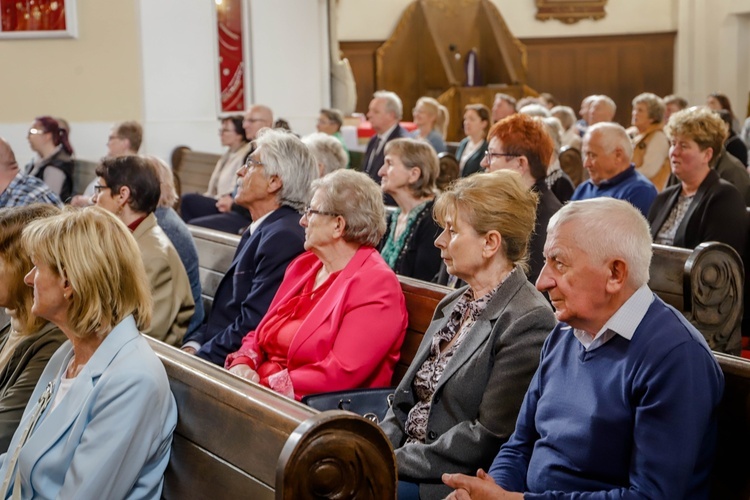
[229,364,260,383]
[442,469,522,500]
[216,194,234,213]
[181,346,197,355]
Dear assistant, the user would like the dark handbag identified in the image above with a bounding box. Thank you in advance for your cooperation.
[301,387,396,423]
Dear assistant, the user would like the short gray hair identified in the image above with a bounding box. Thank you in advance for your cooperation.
[585,122,633,160]
[548,198,652,288]
[373,90,403,120]
[311,169,386,247]
[519,103,551,118]
[550,105,576,130]
[591,95,617,115]
[254,128,317,211]
[539,117,563,152]
[632,92,666,124]
[302,132,348,176]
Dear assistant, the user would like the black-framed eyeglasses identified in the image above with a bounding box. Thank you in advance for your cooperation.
[303,206,340,218]
[484,151,520,162]
[241,157,265,172]
[93,184,110,195]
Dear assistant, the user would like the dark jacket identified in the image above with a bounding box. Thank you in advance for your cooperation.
[455,137,488,177]
[529,180,562,285]
[0,321,67,452]
[25,149,74,203]
[648,169,747,257]
[381,200,442,282]
[188,205,305,365]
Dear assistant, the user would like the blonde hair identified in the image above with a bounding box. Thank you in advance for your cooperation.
[0,204,61,334]
[434,170,538,270]
[416,96,450,138]
[22,207,152,338]
[146,155,179,208]
[666,106,728,160]
[384,138,439,198]
[311,169,386,247]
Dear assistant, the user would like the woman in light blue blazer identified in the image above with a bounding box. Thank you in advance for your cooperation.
[0,207,177,499]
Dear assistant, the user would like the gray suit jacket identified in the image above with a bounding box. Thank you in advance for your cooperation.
[379,267,555,499]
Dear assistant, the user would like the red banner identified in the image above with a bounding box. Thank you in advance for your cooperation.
[217,0,245,113]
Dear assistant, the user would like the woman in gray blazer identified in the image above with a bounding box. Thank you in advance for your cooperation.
[380,170,556,499]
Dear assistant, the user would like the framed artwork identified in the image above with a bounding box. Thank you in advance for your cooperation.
[0,0,77,39]
[535,0,607,24]
[216,0,250,114]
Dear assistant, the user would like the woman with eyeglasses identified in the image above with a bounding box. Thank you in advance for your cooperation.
[92,155,195,347]
[25,116,75,203]
[378,138,443,281]
[180,115,253,234]
[226,169,408,401]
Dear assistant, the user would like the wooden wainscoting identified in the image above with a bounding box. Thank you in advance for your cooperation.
[342,32,676,127]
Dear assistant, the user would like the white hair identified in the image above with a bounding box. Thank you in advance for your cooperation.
[373,90,403,120]
[584,122,633,160]
[548,198,652,287]
[519,103,551,118]
[302,132,348,175]
[254,128,318,211]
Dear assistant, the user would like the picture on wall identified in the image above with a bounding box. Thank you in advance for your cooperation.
[216,0,247,113]
[0,0,77,38]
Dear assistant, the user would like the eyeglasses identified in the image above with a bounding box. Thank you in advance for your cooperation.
[303,206,340,218]
[107,135,122,142]
[28,128,45,135]
[93,184,110,195]
[243,118,266,124]
[240,157,264,172]
[484,151,520,162]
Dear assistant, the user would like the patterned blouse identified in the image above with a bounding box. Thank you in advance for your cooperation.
[404,270,512,443]
[655,194,694,245]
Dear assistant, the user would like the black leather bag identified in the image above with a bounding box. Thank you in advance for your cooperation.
[301,387,396,423]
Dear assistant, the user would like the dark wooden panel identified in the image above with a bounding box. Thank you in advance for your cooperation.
[340,41,382,114]
[523,32,676,127]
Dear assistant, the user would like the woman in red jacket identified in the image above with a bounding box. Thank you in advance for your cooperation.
[225,169,408,400]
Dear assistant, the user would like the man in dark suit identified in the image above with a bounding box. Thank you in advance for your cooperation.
[182,128,318,366]
[362,90,409,204]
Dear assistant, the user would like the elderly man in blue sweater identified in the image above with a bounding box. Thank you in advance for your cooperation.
[571,122,657,217]
[443,198,723,499]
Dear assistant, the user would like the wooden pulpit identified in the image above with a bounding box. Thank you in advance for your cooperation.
[375,0,536,142]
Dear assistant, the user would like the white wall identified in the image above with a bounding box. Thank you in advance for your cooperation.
[337,0,677,41]
[138,0,330,163]
[338,0,750,121]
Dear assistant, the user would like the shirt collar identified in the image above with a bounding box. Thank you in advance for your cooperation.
[378,123,398,142]
[574,284,654,350]
[248,209,274,235]
[596,164,636,188]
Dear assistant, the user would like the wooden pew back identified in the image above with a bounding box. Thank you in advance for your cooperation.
[147,338,396,499]
[711,353,750,499]
[172,148,222,196]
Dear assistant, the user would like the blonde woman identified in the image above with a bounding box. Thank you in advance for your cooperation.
[0,205,65,452]
[0,207,176,498]
[411,96,449,153]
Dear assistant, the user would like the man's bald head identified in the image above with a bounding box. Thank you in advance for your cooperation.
[243,105,274,141]
[0,138,19,172]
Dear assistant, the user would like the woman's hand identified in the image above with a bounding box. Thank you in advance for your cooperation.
[216,194,234,213]
[229,364,260,383]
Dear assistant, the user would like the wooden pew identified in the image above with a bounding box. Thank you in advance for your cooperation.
[710,353,750,499]
[146,337,396,498]
[189,225,744,356]
[184,225,748,499]
[650,242,744,355]
[172,148,222,197]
